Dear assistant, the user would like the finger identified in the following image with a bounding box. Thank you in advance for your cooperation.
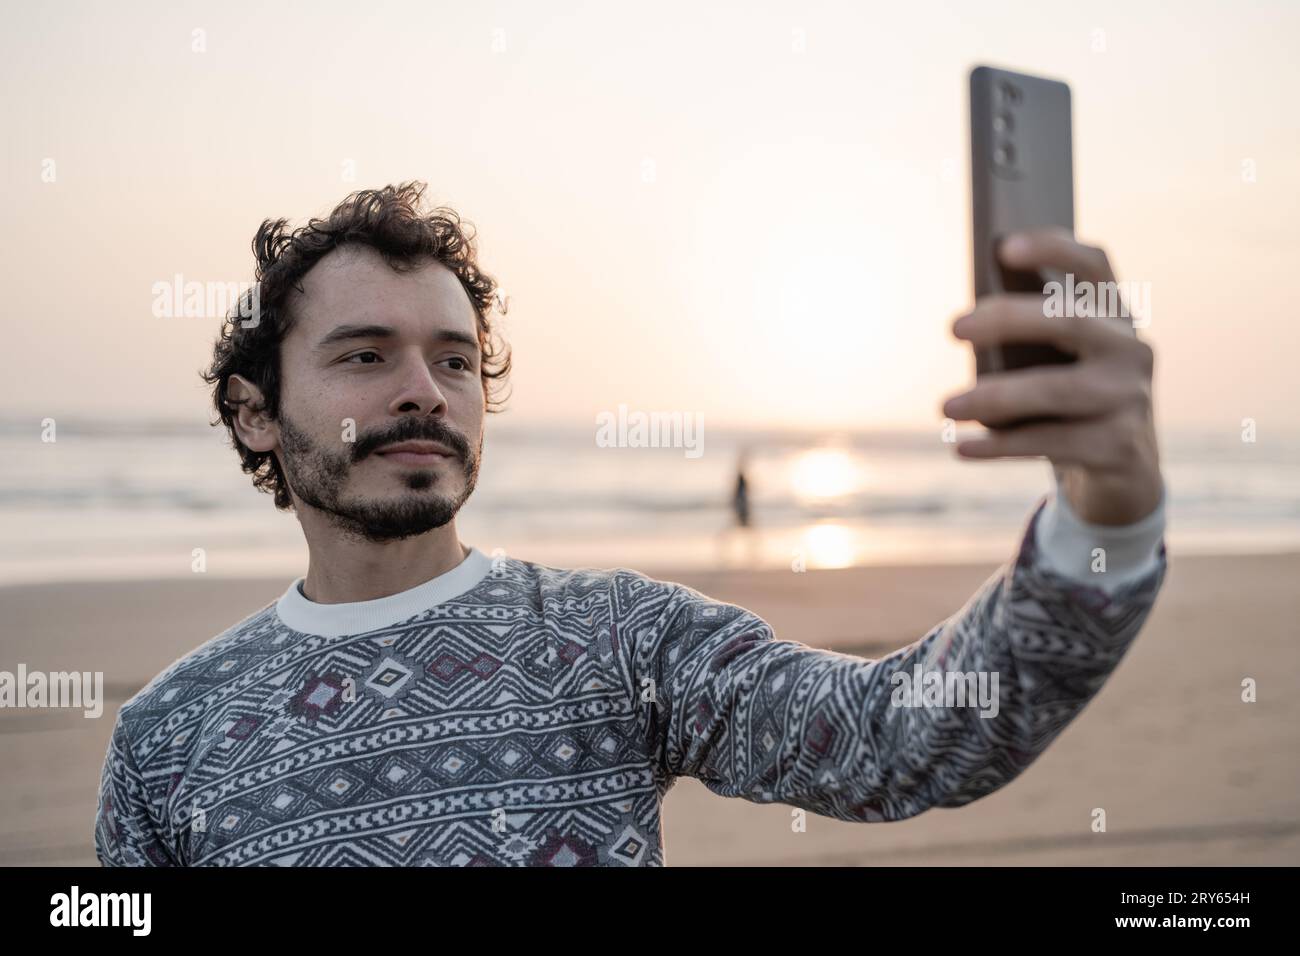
[955,417,1115,468]
[999,227,1116,286]
[954,295,1129,357]
[942,365,1129,427]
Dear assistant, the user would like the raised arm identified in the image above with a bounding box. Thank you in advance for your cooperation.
[629,488,1167,823]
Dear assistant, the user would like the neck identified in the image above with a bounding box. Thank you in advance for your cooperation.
[298,515,468,604]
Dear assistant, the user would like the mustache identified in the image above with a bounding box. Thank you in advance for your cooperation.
[352,419,471,463]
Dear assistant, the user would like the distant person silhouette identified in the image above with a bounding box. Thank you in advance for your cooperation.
[732,448,751,528]
[713,446,756,568]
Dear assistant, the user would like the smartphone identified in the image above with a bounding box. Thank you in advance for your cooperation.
[969,65,1078,415]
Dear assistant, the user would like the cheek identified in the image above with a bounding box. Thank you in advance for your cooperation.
[280,364,327,426]
[300,384,377,442]
[283,393,363,453]
[458,407,485,447]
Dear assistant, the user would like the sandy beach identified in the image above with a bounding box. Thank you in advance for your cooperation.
[2,550,1297,866]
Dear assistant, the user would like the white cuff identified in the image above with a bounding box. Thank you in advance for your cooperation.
[1033,476,1167,593]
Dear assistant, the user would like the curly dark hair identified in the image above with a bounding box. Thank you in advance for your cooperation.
[200,181,511,510]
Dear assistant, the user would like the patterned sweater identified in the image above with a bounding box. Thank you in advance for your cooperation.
[95,487,1167,866]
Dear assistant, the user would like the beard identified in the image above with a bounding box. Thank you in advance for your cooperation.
[276,411,481,544]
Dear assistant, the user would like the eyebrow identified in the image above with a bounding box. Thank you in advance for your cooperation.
[314,323,480,354]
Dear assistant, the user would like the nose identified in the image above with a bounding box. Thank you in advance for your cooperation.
[387,350,448,417]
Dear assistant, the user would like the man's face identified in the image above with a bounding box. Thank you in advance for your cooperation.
[272,244,486,543]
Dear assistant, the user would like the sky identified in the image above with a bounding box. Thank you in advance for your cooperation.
[2,0,1297,435]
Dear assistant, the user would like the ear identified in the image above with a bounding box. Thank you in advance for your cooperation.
[226,374,278,454]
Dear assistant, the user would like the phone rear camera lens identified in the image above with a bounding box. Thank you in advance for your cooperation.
[994,143,1016,165]
[998,82,1022,104]
[993,112,1014,133]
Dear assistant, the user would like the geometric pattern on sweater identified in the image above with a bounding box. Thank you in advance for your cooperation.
[95,492,1167,866]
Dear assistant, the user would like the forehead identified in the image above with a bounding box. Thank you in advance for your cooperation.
[286,244,480,344]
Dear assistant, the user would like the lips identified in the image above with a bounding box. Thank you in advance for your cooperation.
[374,440,457,464]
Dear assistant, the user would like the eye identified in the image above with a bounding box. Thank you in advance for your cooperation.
[442,356,473,372]
[342,351,382,365]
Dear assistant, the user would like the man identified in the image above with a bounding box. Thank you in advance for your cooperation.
[95,182,1166,866]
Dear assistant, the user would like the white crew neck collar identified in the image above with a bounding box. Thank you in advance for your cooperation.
[276,546,494,637]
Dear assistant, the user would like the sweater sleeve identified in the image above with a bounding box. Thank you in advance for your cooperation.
[629,491,1168,822]
[94,712,179,866]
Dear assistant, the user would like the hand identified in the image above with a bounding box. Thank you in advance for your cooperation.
[940,228,1163,526]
